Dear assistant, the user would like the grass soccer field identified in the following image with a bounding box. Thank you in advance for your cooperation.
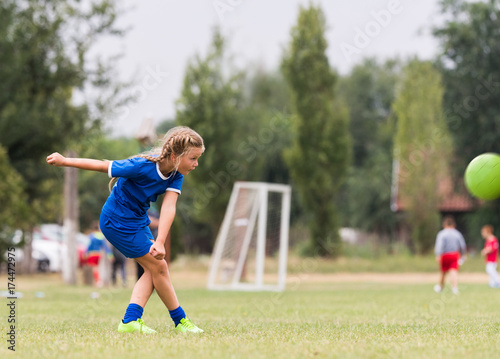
[1,261,500,359]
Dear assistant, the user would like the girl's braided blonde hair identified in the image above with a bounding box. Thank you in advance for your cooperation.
[108,126,204,191]
[138,126,205,164]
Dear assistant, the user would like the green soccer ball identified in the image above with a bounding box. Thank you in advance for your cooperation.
[464,153,500,200]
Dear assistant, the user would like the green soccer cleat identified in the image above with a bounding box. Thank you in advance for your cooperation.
[117,318,157,334]
[174,318,204,333]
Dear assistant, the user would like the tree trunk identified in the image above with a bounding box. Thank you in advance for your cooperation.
[20,230,36,274]
[63,150,78,285]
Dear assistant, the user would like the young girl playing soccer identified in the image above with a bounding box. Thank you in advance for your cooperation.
[46,126,204,334]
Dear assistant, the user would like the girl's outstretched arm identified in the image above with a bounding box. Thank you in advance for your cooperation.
[46,152,109,173]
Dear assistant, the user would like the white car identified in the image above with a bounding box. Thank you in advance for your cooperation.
[16,224,90,272]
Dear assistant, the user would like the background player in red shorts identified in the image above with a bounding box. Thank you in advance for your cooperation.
[434,215,467,294]
[86,221,113,287]
[480,225,499,288]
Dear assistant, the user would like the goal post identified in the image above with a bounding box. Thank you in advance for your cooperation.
[207,181,292,292]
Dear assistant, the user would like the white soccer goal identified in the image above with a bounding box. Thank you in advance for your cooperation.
[207,181,291,292]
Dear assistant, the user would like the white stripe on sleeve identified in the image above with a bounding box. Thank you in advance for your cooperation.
[166,188,181,195]
[108,161,113,178]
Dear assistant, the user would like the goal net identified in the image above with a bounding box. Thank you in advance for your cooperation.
[207,182,291,292]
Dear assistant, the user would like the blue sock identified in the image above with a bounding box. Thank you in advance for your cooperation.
[169,306,186,326]
[123,303,144,324]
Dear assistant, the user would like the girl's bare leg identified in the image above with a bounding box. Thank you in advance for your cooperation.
[135,254,179,310]
[129,263,154,308]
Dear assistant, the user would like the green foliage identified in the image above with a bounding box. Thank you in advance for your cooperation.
[175,29,248,251]
[434,0,500,166]
[342,148,398,239]
[433,0,500,238]
[337,58,401,240]
[0,0,124,228]
[0,145,28,264]
[241,69,310,224]
[393,60,452,253]
[0,146,27,227]
[243,70,293,185]
[156,119,177,135]
[281,4,351,257]
[338,58,401,167]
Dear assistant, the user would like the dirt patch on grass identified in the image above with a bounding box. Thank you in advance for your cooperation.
[286,272,488,284]
[1,270,489,292]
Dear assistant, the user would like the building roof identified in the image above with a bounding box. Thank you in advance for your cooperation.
[391,159,477,213]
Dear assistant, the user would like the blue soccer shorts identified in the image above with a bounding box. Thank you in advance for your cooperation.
[99,212,154,259]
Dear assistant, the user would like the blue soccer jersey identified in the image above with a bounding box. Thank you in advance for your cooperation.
[101,157,183,229]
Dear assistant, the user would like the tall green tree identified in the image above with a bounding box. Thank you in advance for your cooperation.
[244,69,293,185]
[433,0,500,243]
[175,29,247,251]
[338,58,401,168]
[434,0,500,166]
[281,4,351,257]
[242,69,308,234]
[0,0,124,226]
[337,58,401,242]
[393,60,452,253]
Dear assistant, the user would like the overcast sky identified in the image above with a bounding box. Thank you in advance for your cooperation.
[92,0,443,137]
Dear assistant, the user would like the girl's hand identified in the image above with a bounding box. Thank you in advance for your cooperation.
[46,152,66,167]
[149,241,165,260]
